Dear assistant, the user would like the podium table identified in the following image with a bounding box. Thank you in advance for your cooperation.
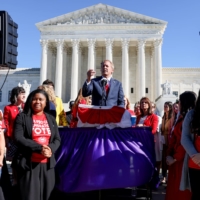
[55,127,155,193]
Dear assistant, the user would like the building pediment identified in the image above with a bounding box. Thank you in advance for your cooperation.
[36,3,167,28]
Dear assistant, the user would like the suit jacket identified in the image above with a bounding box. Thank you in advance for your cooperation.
[4,104,21,138]
[136,114,158,134]
[14,112,61,170]
[82,77,124,106]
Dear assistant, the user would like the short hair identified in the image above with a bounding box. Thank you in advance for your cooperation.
[179,91,196,117]
[23,89,50,116]
[139,97,153,116]
[103,60,114,69]
[42,79,55,89]
[69,101,75,109]
[10,86,25,104]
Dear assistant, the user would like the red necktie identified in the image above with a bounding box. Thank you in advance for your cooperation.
[105,84,109,95]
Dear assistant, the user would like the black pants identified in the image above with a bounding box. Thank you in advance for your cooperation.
[189,168,200,200]
[18,162,55,200]
[162,144,168,177]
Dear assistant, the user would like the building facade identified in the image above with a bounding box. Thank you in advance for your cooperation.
[0,4,200,111]
[36,3,167,103]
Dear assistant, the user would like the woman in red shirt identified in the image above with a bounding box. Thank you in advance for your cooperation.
[136,97,158,134]
[14,89,60,200]
[165,91,196,200]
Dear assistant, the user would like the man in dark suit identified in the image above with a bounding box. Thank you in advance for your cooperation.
[82,60,124,106]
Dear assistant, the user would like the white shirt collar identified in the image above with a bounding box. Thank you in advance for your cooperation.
[101,76,112,81]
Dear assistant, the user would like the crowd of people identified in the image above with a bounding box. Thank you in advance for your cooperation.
[0,59,199,200]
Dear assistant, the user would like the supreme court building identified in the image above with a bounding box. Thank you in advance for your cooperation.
[1,3,200,111]
[36,3,167,103]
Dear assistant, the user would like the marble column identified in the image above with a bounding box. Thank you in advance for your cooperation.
[154,39,163,99]
[105,38,113,61]
[39,39,48,85]
[62,45,68,102]
[55,39,64,97]
[78,45,82,90]
[150,46,155,101]
[137,39,146,99]
[87,39,96,70]
[71,39,80,100]
[121,38,130,98]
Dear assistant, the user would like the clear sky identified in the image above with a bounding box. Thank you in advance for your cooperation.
[1,0,200,68]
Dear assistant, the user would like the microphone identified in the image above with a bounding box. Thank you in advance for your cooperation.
[101,78,107,87]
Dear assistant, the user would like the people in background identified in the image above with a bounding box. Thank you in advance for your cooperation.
[152,102,162,180]
[169,100,179,139]
[66,101,75,125]
[134,101,141,116]
[181,91,200,200]
[0,110,6,199]
[42,79,68,126]
[70,89,87,128]
[4,86,26,185]
[136,97,158,134]
[165,91,196,200]
[161,101,173,184]
[124,96,135,115]
[0,110,5,168]
[14,89,61,200]
[38,85,57,118]
[82,60,124,106]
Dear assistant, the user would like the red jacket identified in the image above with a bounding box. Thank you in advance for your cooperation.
[136,114,158,134]
[167,115,186,161]
[4,104,21,137]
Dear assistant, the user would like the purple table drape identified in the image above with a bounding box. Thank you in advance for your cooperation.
[55,127,155,193]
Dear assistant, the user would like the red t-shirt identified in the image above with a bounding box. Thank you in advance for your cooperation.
[188,135,200,169]
[31,114,51,163]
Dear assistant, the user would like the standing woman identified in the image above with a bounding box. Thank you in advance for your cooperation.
[14,89,61,200]
[4,86,26,160]
[169,100,179,139]
[181,90,200,200]
[136,97,158,134]
[165,91,196,200]
[161,101,173,183]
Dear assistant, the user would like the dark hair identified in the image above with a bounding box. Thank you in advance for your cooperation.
[69,101,75,109]
[140,97,153,116]
[190,90,200,133]
[10,87,25,104]
[42,79,55,89]
[23,89,50,115]
[179,91,196,117]
[163,101,173,120]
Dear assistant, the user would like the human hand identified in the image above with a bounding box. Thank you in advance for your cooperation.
[41,145,52,158]
[166,156,176,166]
[136,124,143,127]
[191,153,200,166]
[86,69,96,82]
